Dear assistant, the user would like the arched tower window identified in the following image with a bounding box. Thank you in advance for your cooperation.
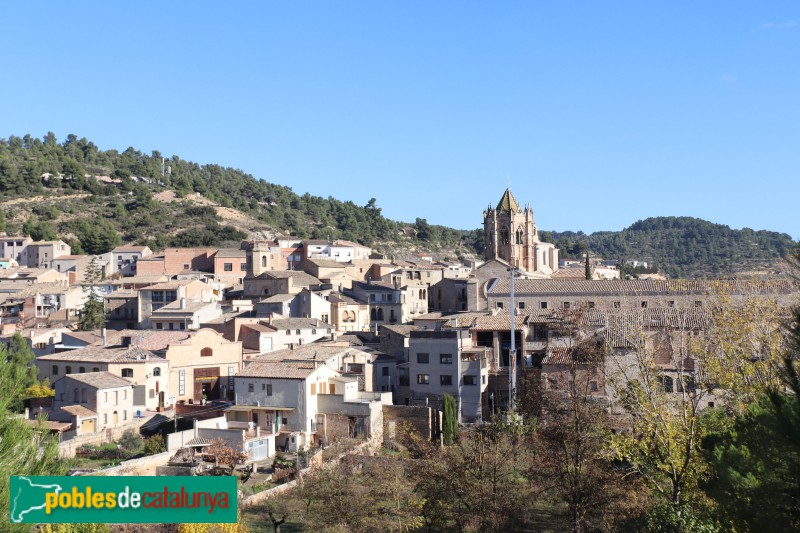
[261,256,267,268]
[500,228,509,245]
[201,348,213,357]
[516,229,524,244]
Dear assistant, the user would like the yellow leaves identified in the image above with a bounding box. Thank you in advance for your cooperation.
[177,521,248,533]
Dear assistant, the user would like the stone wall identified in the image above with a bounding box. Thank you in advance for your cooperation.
[382,405,436,443]
[89,451,172,476]
[57,417,152,458]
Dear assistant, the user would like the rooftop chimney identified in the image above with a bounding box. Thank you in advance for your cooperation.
[101,327,107,347]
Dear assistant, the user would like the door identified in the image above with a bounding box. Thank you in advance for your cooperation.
[81,418,95,434]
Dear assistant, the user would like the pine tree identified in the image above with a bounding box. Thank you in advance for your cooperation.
[77,256,106,331]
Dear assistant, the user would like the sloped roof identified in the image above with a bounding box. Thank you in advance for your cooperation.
[237,360,322,379]
[63,371,132,389]
[489,278,794,296]
[60,405,98,418]
[496,188,521,214]
[38,345,162,363]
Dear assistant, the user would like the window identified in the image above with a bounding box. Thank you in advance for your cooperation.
[73,388,79,403]
[440,354,452,364]
[79,367,85,373]
[668,301,675,308]
[311,329,316,335]
[121,368,134,378]
[103,414,107,424]
[201,348,213,357]
[641,301,648,308]
[286,329,291,335]
[311,383,316,395]
[590,381,599,392]
[179,370,185,395]
[440,375,453,386]
[223,263,233,272]
[104,391,108,403]
[463,375,477,385]
[153,367,161,376]
[93,367,100,372]
[266,384,272,396]
[563,302,570,309]
[52,365,58,375]
[417,353,429,364]
[156,323,163,330]
[417,374,430,385]
[496,302,504,309]
[248,383,254,392]
[540,302,548,309]
[240,263,247,271]
[183,264,190,270]
[123,410,127,421]
[695,301,703,308]
[518,301,525,310]
[381,367,389,376]
[613,301,621,309]
[588,301,595,309]
[65,366,72,374]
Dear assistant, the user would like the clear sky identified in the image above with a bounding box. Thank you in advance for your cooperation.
[1,3,798,239]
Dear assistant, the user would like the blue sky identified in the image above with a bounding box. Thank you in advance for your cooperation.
[1,3,798,238]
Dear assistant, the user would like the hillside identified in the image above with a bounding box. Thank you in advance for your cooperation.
[543,217,796,278]
[0,133,795,277]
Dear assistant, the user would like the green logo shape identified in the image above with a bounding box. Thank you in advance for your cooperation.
[9,476,237,524]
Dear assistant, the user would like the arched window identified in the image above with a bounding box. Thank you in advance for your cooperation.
[52,365,59,375]
[81,388,87,403]
[419,289,424,299]
[264,288,270,295]
[153,367,161,377]
[377,308,384,321]
[201,348,213,357]
[296,329,301,335]
[65,366,72,374]
[500,228,510,245]
[370,308,377,320]
[93,367,100,372]
[261,255,267,268]
[350,311,356,322]
[121,368,134,378]
[516,229,524,244]
[73,388,79,403]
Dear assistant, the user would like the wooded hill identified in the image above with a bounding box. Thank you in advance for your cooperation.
[0,133,794,278]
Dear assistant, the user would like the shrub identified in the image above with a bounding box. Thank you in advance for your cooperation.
[118,429,143,452]
[143,434,166,455]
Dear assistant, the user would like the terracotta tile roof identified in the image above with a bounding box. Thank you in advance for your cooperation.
[62,371,133,389]
[306,258,346,268]
[237,360,322,379]
[214,248,247,258]
[112,245,149,253]
[253,270,321,286]
[141,280,204,290]
[151,300,215,314]
[328,292,366,305]
[258,294,295,303]
[490,278,794,296]
[252,343,351,363]
[25,419,72,432]
[263,318,332,330]
[471,313,530,331]
[60,405,98,417]
[38,345,162,363]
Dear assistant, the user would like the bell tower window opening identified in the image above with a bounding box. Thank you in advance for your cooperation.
[516,229,524,244]
[500,228,510,245]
